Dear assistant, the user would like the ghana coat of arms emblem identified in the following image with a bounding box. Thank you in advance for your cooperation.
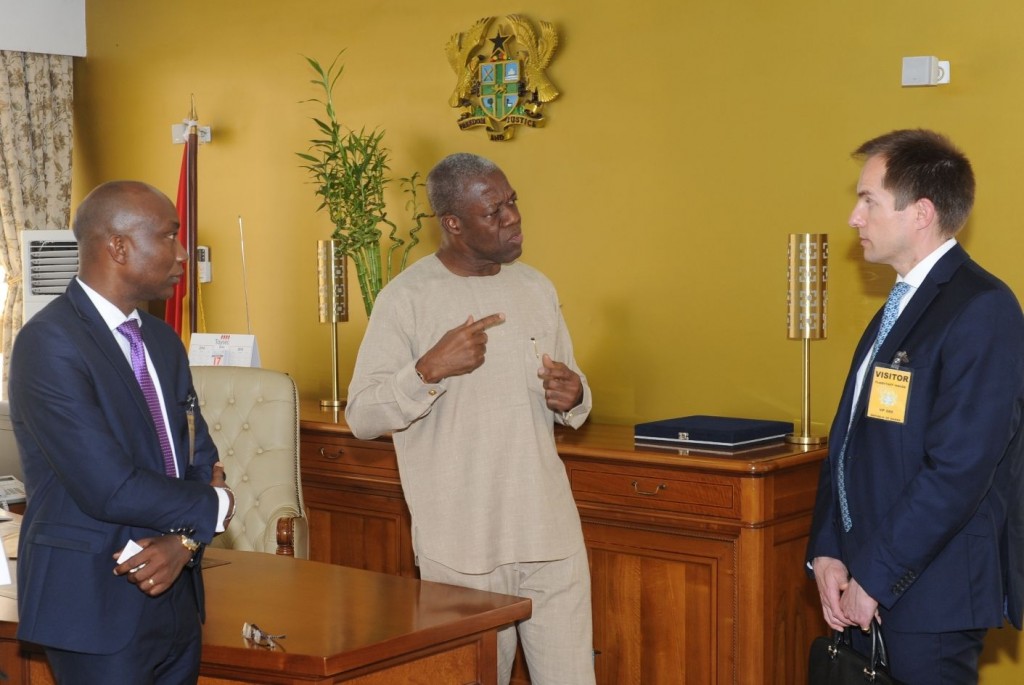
[445,15,559,141]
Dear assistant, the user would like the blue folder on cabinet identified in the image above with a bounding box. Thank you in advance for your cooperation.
[634,415,793,450]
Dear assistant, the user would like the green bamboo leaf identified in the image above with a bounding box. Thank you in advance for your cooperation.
[299,51,427,316]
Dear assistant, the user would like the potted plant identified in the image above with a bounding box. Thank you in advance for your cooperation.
[298,52,429,316]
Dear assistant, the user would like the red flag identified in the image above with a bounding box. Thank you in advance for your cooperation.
[164,143,189,335]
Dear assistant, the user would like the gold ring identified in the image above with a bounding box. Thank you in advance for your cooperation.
[148,578,155,586]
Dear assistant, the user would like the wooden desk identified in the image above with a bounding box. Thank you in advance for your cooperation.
[300,401,829,685]
[0,548,531,684]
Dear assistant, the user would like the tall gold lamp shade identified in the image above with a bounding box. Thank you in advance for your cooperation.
[318,240,348,408]
[785,233,828,445]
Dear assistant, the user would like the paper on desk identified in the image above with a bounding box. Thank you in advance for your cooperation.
[0,514,19,554]
[0,560,14,597]
[0,513,19,590]
[0,514,20,590]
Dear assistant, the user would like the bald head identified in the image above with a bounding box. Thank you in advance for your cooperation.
[72,180,186,313]
[73,181,169,256]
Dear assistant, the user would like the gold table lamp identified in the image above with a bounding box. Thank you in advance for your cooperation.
[785,233,828,445]
[318,240,348,408]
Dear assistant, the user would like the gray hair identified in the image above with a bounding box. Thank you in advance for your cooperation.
[426,153,501,217]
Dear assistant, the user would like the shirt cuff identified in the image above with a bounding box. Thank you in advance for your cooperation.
[214,487,231,533]
[406,363,445,402]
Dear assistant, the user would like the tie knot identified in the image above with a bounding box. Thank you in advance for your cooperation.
[117,319,143,345]
[888,281,911,304]
[871,281,912,363]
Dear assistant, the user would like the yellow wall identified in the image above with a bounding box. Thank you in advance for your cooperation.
[75,1,1024,678]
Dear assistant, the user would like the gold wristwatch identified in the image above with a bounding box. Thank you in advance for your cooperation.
[179,534,200,554]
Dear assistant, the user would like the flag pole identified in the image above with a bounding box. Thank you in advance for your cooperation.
[187,95,199,334]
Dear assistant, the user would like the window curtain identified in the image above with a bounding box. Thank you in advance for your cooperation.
[0,50,73,391]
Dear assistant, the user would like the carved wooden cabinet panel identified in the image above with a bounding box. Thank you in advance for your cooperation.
[300,423,416,577]
[586,523,735,684]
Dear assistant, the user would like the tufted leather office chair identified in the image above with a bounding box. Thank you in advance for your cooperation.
[0,401,22,481]
[190,366,308,558]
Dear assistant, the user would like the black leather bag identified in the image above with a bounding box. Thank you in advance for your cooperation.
[808,620,904,684]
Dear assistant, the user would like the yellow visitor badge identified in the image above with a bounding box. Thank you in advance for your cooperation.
[867,364,912,423]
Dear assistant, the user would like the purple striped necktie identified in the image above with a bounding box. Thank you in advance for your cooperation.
[117,319,177,477]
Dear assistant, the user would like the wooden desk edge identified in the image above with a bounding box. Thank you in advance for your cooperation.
[197,599,531,678]
[300,401,828,475]
[1,549,532,682]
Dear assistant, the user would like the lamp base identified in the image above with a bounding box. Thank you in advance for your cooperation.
[785,433,828,446]
[320,399,343,409]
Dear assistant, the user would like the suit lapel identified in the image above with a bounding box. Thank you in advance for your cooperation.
[67,281,176,475]
[874,245,967,367]
[833,318,879,442]
[846,245,970,432]
[67,281,141,399]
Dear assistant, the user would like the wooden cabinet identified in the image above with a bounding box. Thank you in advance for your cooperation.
[300,402,828,684]
[300,410,416,577]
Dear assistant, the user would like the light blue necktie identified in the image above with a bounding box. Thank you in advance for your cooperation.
[837,281,911,532]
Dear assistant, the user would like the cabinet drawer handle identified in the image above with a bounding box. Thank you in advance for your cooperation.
[631,480,667,496]
[319,447,344,460]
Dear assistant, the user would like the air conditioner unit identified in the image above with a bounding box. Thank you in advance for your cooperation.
[22,229,78,323]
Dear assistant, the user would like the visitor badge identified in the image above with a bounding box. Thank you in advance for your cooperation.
[866,363,912,423]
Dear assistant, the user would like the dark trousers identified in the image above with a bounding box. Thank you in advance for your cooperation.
[850,624,987,685]
[45,573,201,685]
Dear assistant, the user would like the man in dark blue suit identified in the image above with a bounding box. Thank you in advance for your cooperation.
[806,129,1024,684]
[9,181,235,683]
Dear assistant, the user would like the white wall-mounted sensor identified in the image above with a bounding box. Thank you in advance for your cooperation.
[902,56,950,87]
[196,245,212,283]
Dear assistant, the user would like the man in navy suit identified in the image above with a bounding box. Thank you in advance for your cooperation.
[9,181,235,683]
[806,129,1024,684]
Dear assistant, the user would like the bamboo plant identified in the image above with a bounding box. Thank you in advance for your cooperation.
[298,52,428,316]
